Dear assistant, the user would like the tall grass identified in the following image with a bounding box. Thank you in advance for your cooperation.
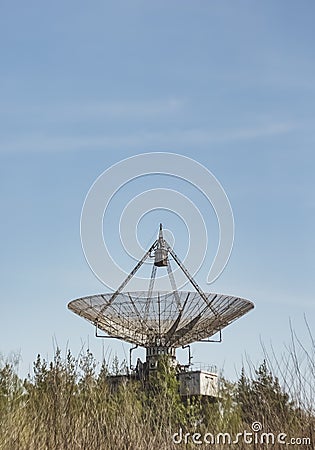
[0,326,314,450]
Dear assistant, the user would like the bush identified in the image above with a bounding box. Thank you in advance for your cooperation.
[0,343,313,449]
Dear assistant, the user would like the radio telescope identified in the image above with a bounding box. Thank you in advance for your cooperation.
[68,224,254,382]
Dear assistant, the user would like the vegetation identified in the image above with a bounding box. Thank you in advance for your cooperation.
[0,331,314,449]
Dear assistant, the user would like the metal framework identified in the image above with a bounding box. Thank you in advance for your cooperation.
[68,224,254,350]
[68,290,253,348]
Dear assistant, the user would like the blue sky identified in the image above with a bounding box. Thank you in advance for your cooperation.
[0,1,314,379]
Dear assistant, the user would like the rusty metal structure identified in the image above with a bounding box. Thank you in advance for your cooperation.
[68,224,254,382]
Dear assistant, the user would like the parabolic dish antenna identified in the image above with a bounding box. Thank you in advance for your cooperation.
[68,291,253,348]
[68,224,254,370]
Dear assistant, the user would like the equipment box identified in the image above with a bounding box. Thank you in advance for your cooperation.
[178,370,218,397]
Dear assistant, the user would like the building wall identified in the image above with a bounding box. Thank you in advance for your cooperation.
[178,370,218,397]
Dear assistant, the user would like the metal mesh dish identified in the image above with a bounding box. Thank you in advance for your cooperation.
[68,291,254,348]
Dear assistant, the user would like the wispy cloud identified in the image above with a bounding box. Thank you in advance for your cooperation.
[0,121,298,154]
[0,98,185,121]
